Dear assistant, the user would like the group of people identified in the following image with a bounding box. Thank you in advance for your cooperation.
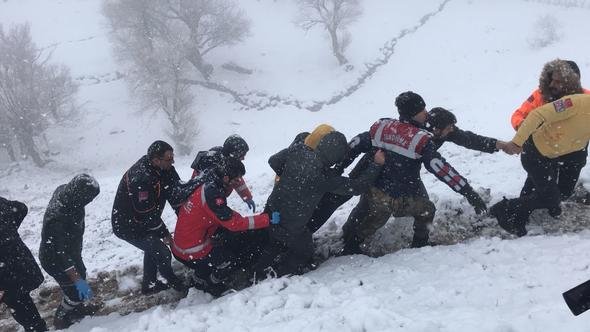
[2,58,590,331]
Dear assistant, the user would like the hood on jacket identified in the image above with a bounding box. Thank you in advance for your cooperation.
[315,131,348,167]
[61,174,100,208]
[304,124,334,150]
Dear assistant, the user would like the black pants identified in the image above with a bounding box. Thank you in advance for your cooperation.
[44,263,87,305]
[125,234,181,286]
[520,144,587,199]
[510,139,578,222]
[175,245,240,281]
[2,290,47,332]
[306,193,353,233]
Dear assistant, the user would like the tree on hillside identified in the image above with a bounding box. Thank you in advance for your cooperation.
[102,0,251,155]
[295,0,362,66]
[0,24,78,167]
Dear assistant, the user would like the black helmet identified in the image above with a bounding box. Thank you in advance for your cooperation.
[427,107,457,130]
[222,135,249,159]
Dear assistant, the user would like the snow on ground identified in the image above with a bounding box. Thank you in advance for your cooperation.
[2,0,590,330]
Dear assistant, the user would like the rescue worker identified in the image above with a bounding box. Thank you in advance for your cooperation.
[491,94,590,236]
[511,59,590,201]
[0,197,47,332]
[172,158,279,297]
[341,91,488,254]
[112,140,206,296]
[39,174,100,329]
[251,129,385,278]
[191,134,256,212]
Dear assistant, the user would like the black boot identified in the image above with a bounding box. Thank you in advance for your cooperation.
[490,198,527,237]
[141,280,170,295]
[169,279,189,298]
[204,273,230,297]
[53,304,74,330]
[410,233,430,248]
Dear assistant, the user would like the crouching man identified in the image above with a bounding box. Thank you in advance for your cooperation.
[172,158,279,297]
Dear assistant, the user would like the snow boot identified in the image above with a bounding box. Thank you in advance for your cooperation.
[71,301,103,317]
[169,279,189,298]
[204,273,229,298]
[490,198,527,237]
[410,233,430,248]
[141,280,170,295]
[53,304,74,330]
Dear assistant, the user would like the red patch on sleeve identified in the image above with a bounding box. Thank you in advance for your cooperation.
[215,198,225,206]
[138,191,148,202]
[565,98,573,108]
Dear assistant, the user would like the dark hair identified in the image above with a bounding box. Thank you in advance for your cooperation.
[539,59,583,102]
[395,91,426,119]
[222,135,249,159]
[147,140,173,160]
[224,157,246,179]
[428,107,457,130]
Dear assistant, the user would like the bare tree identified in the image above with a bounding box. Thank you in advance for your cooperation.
[295,0,362,66]
[0,24,78,167]
[103,0,250,154]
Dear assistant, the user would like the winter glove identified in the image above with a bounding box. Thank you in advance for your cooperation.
[74,279,93,301]
[270,211,281,225]
[463,189,487,215]
[245,199,256,213]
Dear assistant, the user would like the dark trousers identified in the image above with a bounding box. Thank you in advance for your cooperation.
[251,226,314,279]
[125,234,180,286]
[342,187,436,247]
[510,139,578,223]
[520,144,587,199]
[2,290,47,332]
[306,193,353,233]
[176,245,240,281]
[45,265,87,305]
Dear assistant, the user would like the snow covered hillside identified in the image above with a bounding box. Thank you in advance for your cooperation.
[2,0,590,330]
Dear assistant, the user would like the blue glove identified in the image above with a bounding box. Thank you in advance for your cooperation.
[245,199,256,213]
[270,211,281,225]
[74,279,93,301]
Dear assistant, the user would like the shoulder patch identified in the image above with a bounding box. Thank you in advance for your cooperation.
[553,98,573,113]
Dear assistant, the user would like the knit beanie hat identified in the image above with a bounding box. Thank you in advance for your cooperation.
[395,91,426,119]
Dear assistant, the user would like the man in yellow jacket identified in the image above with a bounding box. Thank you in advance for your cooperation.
[491,94,590,236]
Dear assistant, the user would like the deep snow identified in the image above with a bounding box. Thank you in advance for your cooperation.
[2,0,590,331]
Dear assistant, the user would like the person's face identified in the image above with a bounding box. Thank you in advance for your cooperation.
[154,150,174,171]
[549,72,566,98]
[433,124,455,139]
[412,109,428,124]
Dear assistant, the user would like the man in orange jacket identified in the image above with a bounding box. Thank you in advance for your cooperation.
[172,158,280,296]
[511,59,589,200]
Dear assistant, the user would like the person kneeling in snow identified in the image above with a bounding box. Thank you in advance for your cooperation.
[172,158,279,297]
[39,174,100,330]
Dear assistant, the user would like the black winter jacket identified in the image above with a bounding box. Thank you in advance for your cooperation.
[39,174,99,277]
[112,155,207,240]
[0,197,44,293]
[266,133,382,244]
[340,118,496,199]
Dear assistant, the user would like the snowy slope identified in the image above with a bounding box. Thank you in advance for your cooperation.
[1,0,590,330]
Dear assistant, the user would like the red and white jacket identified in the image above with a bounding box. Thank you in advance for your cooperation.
[172,181,269,261]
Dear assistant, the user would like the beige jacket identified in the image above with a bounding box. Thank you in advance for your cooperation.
[512,94,590,158]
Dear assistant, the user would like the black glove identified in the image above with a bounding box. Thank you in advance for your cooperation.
[463,188,487,215]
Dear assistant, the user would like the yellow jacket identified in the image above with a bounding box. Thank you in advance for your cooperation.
[512,94,590,158]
